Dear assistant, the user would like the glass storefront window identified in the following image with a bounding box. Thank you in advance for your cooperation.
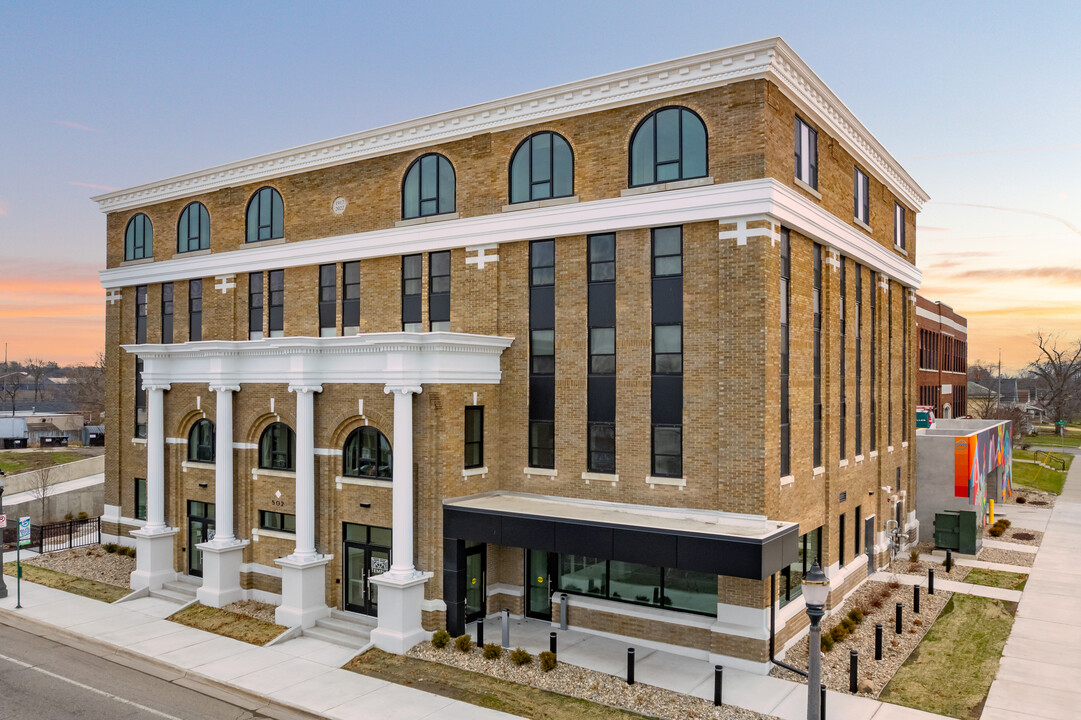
[557,555,606,597]
[664,567,718,614]
[553,553,717,617]
[780,526,823,608]
[609,560,661,605]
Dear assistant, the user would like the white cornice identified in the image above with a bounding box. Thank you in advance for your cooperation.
[124,332,514,388]
[91,37,927,215]
[100,178,922,290]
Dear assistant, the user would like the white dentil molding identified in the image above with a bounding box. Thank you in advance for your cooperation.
[91,37,926,215]
[101,178,921,290]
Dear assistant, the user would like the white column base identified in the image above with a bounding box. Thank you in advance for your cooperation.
[129,527,179,591]
[274,554,332,628]
[196,540,250,608]
[369,571,433,654]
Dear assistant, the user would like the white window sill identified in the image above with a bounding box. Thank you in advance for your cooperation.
[131,438,146,445]
[839,459,849,468]
[621,176,713,197]
[582,471,618,485]
[252,467,296,480]
[813,466,825,476]
[181,460,215,472]
[172,248,212,259]
[502,196,579,212]
[647,475,686,489]
[335,475,392,489]
[854,217,873,234]
[794,177,822,200]
[242,237,286,248]
[524,467,557,477]
[855,454,865,464]
[251,527,295,542]
[870,450,879,458]
[462,466,488,478]
[780,474,795,487]
[120,256,154,267]
[894,244,908,257]
[888,445,895,453]
[902,441,910,449]
[395,212,459,228]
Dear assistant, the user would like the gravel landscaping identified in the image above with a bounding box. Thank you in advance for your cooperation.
[411,642,778,720]
[883,552,971,582]
[978,546,1035,568]
[23,545,134,587]
[771,580,952,698]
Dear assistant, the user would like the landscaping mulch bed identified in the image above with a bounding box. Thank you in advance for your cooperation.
[884,555,971,583]
[168,604,287,646]
[978,546,1035,568]
[22,545,135,588]
[222,599,278,624]
[409,642,777,720]
[1004,486,1057,507]
[982,526,1043,547]
[3,561,129,603]
[771,580,952,698]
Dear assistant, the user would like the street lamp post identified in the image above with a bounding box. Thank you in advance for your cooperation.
[0,469,7,599]
[802,560,830,720]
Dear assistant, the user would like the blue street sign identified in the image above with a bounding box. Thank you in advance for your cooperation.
[18,517,30,547]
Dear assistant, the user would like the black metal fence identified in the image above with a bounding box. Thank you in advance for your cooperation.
[29,517,101,553]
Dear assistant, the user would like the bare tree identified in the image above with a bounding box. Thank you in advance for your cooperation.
[23,358,48,402]
[1028,333,1081,424]
[30,466,52,524]
[0,371,21,415]
[969,388,999,419]
[968,360,997,387]
[71,352,105,419]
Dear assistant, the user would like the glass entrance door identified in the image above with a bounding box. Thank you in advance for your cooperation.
[525,549,553,620]
[186,500,215,578]
[464,543,486,622]
[343,523,391,616]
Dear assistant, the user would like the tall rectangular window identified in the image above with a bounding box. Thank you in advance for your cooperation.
[779,229,790,477]
[343,261,360,336]
[402,254,422,332]
[795,116,818,189]
[134,358,147,439]
[268,269,284,337]
[529,240,555,469]
[319,264,336,337]
[813,244,822,468]
[161,283,174,344]
[652,227,682,478]
[464,406,483,469]
[894,203,906,249]
[902,294,908,441]
[840,258,847,459]
[248,272,263,340]
[855,264,863,455]
[870,272,877,450]
[888,283,893,445]
[429,251,450,331]
[780,527,823,607]
[135,285,147,344]
[134,477,147,521]
[839,513,846,568]
[188,279,202,342]
[854,167,870,225]
[854,505,862,560]
[587,233,616,474]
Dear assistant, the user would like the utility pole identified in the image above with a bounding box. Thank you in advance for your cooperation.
[997,348,1002,411]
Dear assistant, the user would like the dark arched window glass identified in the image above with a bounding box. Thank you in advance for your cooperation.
[509,132,573,204]
[124,214,153,261]
[343,427,392,480]
[246,187,284,243]
[188,419,215,463]
[259,422,296,470]
[177,202,210,253]
[629,107,708,187]
[402,153,455,219]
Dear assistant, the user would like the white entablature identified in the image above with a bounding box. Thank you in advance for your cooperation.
[123,332,514,388]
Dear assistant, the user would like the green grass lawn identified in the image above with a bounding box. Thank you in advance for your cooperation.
[167,604,288,646]
[2,561,129,603]
[1027,430,1081,448]
[1012,460,1066,494]
[966,567,1027,591]
[0,449,96,474]
[881,595,1016,719]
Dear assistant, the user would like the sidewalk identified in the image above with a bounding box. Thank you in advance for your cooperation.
[869,570,1022,603]
[982,458,1081,720]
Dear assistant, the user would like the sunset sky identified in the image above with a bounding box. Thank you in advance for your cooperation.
[1,1,1078,371]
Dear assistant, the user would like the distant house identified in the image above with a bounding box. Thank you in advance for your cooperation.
[0,417,29,449]
[25,414,84,447]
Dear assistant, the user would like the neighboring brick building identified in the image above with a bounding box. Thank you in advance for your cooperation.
[95,38,926,673]
[915,295,967,418]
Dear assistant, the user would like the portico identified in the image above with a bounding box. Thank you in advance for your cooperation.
[124,332,512,645]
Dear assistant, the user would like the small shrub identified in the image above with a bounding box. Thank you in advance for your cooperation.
[999,519,1012,528]
[64,513,74,521]
[1016,496,1027,504]
[510,647,533,666]
[908,628,917,634]
[840,618,855,632]
[539,650,557,672]
[890,640,899,647]
[829,625,848,643]
[104,543,117,553]
[913,618,923,626]
[848,608,864,624]
[909,549,920,563]
[988,525,1005,537]
[870,596,883,609]
[124,546,137,558]
[821,634,835,652]
[887,579,900,590]
[431,629,450,649]
[77,511,88,520]
[482,643,501,660]
[455,633,473,653]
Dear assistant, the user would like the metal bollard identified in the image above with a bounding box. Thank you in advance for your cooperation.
[945,549,953,573]
[821,684,827,718]
[714,665,723,706]
[560,593,568,630]
[627,648,635,685]
[875,623,883,660]
[928,567,935,595]
[895,602,903,634]
[913,583,920,614]
[550,631,557,655]
[501,608,510,648]
[850,650,858,693]
[477,617,484,647]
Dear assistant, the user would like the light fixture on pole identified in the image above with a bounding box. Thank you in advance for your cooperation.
[0,469,7,599]
[802,560,830,720]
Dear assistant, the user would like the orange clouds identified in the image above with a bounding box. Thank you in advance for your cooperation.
[0,262,104,364]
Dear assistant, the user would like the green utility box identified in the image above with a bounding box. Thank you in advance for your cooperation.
[933,509,981,555]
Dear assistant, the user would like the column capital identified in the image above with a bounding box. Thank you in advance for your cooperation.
[384,384,423,397]
[143,382,171,392]
[288,384,323,395]
[209,384,241,394]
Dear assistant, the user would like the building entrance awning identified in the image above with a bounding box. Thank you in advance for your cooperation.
[443,491,798,581]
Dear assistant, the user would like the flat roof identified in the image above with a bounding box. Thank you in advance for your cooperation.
[918,418,1010,437]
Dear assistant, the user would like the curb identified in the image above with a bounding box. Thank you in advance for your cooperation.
[0,607,326,720]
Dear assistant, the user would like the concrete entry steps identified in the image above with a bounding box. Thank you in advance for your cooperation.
[301,609,373,649]
[149,576,199,604]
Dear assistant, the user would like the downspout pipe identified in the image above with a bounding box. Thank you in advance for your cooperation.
[769,573,808,678]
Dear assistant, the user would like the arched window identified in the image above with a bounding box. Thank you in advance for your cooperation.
[246,186,284,243]
[402,153,455,219]
[124,213,153,261]
[509,132,573,204]
[629,107,708,187]
[188,419,215,463]
[259,422,296,470]
[343,427,392,480]
[177,202,210,253]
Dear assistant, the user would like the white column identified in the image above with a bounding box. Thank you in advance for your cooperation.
[145,384,169,532]
[386,384,422,576]
[210,385,239,543]
[290,384,320,559]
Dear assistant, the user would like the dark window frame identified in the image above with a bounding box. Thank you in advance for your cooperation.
[249,271,264,339]
[894,203,906,249]
[245,186,284,243]
[555,554,718,617]
[628,106,709,188]
[319,264,337,336]
[135,285,147,344]
[813,243,822,468]
[401,153,455,219]
[259,510,296,533]
[134,477,147,521]
[161,283,174,344]
[124,213,153,261]
[267,269,284,336]
[464,406,483,469]
[780,230,790,477]
[401,254,423,331]
[177,202,210,253]
[855,265,863,455]
[343,426,393,480]
[188,278,203,342]
[840,257,847,459]
[794,116,819,189]
[187,418,215,463]
[134,358,147,439]
[259,422,296,471]
[854,167,870,224]
[508,131,574,203]
[342,260,360,335]
[429,250,451,331]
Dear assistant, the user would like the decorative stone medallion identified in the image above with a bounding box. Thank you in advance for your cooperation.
[332,197,347,215]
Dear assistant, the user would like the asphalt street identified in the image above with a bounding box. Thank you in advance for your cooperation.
[0,624,271,720]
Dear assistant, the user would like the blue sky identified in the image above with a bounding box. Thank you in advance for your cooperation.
[1,0,1079,367]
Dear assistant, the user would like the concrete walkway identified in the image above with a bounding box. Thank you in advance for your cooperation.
[918,553,1032,575]
[2,471,104,506]
[982,457,1081,720]
[869,571,1022,603]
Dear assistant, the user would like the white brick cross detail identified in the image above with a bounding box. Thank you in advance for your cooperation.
[106,289,123,305]
[466,244,499,270]
[214,274,236,294]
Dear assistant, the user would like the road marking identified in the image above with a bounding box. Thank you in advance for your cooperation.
[0,651,185,720]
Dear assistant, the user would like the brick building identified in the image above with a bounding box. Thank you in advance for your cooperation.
[915,295,967,419]
[95,38,926,673]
